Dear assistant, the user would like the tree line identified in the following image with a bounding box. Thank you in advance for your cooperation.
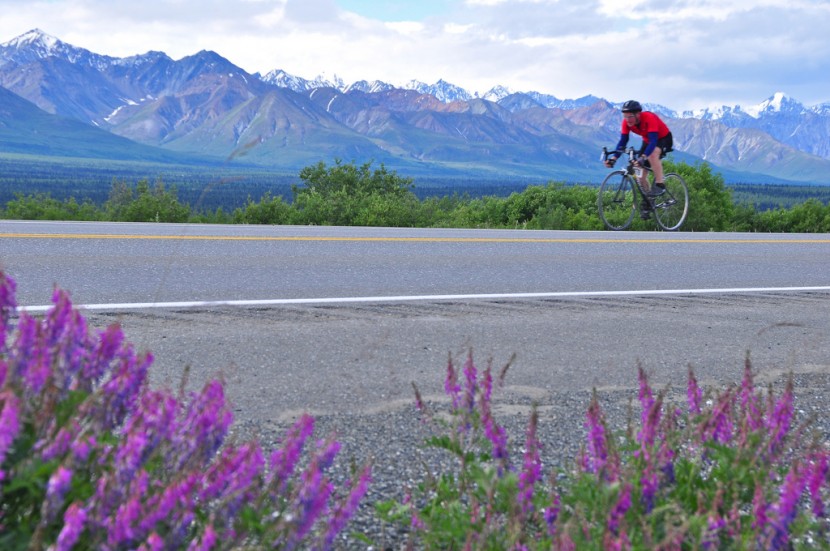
[2,159,830,232]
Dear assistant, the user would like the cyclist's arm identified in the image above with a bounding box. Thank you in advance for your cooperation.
[614,134,629,154]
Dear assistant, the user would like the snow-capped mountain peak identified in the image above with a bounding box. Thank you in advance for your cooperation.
[399,79,472,102]
[745,92,805,118]
[685,92,806,121]
[344,79,395,94]
[7,28,60,51]
[1,28,65,63]
[482,85,513,102]
[0,28,116,71]
[309,72,345,90]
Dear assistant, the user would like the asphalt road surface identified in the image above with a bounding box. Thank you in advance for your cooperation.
[2,220,830,421]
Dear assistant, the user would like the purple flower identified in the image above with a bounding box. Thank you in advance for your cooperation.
[100,350,153,430]
[323,464,372,548]
[44,289,92,388]
[200,443,264,524]
[0,391,21,479]
[481,365,494,405]
[290,457,335,545]
[45,288,74,345]
[317,438,341,470]
[71,434,97,463]
[187,524,218,551]
[636,393,662,451]
[174,380,233,470]
[40,423,78,462]
[766,378,794,457]
[139,473,198,536]
[269,414,315,491]
[55,503,87,551]
[702,514,727,550]
[640,462,659,513]
[413,382,426,412]
[138,532,165,551]
[10,314,52,394]
[607,483,632,535]
[481,400,508,464]
[46,465,74,514]
[115,430,149,484]
[544,494,560,537]
[82,324,126,388]
[807,451,828,518]
[767,462,808,549]
[581,391,611,478]
[752,483,768,530]
[410,510,426,531]
[117,390,177,479]
[444,355,461,408]
[462,352,477,412]
[687,366,702,415]
[517,409,542,517]
[700,389,734,445]
[108,489,144,546]
[638,366,654,427]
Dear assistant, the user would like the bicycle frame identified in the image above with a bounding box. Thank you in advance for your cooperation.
[600,147,654,212]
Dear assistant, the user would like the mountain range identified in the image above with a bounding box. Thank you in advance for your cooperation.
[2,28,830,185]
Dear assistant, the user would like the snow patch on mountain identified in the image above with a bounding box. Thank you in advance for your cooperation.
[687,92,806,121]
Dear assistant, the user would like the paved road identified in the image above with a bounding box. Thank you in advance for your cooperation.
[3,220,830,306]
[2,220,830,421]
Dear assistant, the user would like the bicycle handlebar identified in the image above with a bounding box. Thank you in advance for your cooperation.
[601,147,639,166]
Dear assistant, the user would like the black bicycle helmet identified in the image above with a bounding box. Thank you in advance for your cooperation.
[621,100,642,113]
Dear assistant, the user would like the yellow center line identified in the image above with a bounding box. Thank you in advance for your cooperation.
[2,232,830,244]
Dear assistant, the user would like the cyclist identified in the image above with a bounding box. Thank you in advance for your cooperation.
[604,100,674,216]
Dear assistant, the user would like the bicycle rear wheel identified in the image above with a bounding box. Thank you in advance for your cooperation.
[598,171,636,230]
[653,173,689,231]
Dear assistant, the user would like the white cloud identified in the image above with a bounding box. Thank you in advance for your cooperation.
[1,0,829,111]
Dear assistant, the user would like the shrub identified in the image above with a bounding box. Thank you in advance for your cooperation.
[291,160,420,226]
[382,352,830,550]
[668,160,735,232]
[0,271,370,550]
[105,179,191,223]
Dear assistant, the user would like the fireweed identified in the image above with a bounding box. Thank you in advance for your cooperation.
[0,271,370,550]
[382,353,830,550]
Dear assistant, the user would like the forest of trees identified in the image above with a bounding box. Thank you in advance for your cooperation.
[3,159,830,232]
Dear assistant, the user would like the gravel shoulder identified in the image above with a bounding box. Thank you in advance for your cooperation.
[85,292,830,549]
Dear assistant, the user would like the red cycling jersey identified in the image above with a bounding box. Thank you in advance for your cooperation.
[621,111,671,142]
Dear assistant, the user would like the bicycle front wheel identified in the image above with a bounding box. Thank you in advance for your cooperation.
[598,171,636,230]
[653,173,689,231]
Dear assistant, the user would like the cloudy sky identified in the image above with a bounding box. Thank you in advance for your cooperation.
[1,0,828,112]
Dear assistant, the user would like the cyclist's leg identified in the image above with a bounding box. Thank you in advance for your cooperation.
[637,144,655,193]
[651,134,673,186]
[649,147,665,186]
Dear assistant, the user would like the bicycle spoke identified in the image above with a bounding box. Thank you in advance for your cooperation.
[598,172,636,230]
[653,173,689,230]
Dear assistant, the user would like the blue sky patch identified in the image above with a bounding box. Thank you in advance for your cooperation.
[336,0,457,21]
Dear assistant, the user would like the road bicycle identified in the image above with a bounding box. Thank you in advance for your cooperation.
[598,147,689,231]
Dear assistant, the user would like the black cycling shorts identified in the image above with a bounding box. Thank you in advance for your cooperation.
[639,132,673,158]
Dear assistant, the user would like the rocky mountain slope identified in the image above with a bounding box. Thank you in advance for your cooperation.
[2,29,830,184]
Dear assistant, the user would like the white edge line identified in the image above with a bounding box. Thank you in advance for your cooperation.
[14,286,830,313]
